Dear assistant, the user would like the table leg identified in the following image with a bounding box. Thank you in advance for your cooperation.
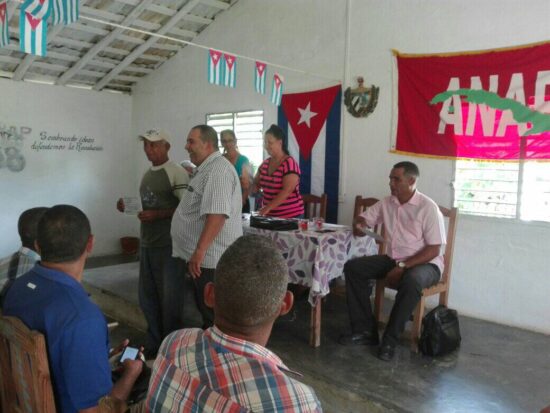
[309,295,321,347]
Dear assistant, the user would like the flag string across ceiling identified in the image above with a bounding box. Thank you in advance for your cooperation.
[5,0,340,89]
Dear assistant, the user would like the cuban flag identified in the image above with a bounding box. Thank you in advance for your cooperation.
[207,49,223,86]
[48,0,78,25]
[270,73,283,106]
[222,53,236,88]
[278,85,342,223]
[26,0,50,20]
[20,0,50,56]
[254,61,266,94]
[0,2,8,48]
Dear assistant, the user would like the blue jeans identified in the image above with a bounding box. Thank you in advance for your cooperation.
[139,245,172,352]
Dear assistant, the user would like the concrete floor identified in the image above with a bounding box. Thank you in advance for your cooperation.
[84,256,550,413]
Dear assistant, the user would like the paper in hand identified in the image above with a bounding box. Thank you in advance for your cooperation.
[122,197,142,215]
[360,227,385,242]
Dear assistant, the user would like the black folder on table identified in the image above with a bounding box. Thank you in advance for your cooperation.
[249,215,298,231]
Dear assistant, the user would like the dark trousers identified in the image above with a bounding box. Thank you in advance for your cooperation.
[162,256,187,336]
[139,245,172,352]
[163,257,215,332]
[344,255,440,346]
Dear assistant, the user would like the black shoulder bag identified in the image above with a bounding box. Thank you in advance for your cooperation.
[419,305,461,356]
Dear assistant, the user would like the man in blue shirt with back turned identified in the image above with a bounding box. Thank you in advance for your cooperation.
[4,205,143,413]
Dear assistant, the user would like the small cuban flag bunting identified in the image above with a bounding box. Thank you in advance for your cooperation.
[222,53,236,88]
[270,73,284,106]
[50,0,79,26]
[20,0,50,56]
[0,1,8,48]
[208,49,223,86]
[254,61,266,95]
[26,0,51,20]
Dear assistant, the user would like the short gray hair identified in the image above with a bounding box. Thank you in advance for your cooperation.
[192,124,219,150]
[214,235,288,327]
[220,129,236,142]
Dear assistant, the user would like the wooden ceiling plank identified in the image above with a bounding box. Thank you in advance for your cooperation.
[182,13,213,25]
[94,0,201,91]
[13,25,65,81]
[200,0,229,10]
[57,0,155,85]
[169,27,196,39]
[0,55,21,65]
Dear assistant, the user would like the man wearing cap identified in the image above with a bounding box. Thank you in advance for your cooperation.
[117,129,189,356]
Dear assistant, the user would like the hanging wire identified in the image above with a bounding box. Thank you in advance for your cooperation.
[79,15,340,82]
[8,0,340,83]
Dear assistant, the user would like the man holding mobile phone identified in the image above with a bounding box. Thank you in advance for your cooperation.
[4,205,144,413]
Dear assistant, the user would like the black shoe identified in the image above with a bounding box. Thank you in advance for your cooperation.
[338,331,379,346]
[377,343,396,361]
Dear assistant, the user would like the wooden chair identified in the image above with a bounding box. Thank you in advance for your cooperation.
[373,205,459,352]
[0,315,56,413]
[0,315,128,413]
[353,196,386,254]
[302,193,328,220]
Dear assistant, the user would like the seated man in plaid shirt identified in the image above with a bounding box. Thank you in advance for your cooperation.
[146,235,322,412]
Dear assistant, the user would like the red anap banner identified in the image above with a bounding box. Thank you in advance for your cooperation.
[394,42,550,160]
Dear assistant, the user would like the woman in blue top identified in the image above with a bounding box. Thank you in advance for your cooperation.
[221,130,252,213]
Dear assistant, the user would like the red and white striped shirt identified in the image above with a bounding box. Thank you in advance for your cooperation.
[258,156,304,218]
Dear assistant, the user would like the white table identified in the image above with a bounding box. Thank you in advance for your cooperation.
[244,220,377,346]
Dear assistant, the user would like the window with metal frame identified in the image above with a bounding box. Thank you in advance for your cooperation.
[206,110,264,174]
[454,160,550,222]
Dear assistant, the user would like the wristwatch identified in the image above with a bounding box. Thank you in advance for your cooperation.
[397,261,407,269]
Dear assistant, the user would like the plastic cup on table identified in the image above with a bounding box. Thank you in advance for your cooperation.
[315,217,325,231]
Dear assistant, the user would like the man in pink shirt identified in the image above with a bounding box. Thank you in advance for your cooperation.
[339,161,446,361]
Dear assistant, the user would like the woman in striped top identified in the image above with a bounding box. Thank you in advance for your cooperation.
[254,124,304,218]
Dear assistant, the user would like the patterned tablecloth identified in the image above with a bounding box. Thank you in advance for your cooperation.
[244,222,378,305]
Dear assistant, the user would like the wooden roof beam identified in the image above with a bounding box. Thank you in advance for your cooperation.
[57,0,155,86]
[94,0,201,91]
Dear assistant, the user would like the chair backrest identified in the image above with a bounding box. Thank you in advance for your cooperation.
[302,193,328,220]
[0,315,57,413]
[353,196,385,254]
[438,206,458,287]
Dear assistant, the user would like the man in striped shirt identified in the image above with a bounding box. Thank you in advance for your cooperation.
[146,235,323,412]
[169,125,243,329]
[0,206,48,307]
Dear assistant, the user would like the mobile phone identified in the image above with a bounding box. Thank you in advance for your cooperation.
[119,346,139,363]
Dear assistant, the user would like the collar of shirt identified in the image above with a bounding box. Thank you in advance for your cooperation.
[390,189,421,207]
[195,151,222,173]
[150,160,171,171]
[32,263,85,292]
[206,326,303,377]
[18,246,41,262]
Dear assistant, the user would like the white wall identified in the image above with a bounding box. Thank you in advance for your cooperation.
[132,0,550,334]
[0,79,138,257]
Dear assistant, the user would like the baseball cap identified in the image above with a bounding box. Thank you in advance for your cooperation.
[139,128,170,143]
